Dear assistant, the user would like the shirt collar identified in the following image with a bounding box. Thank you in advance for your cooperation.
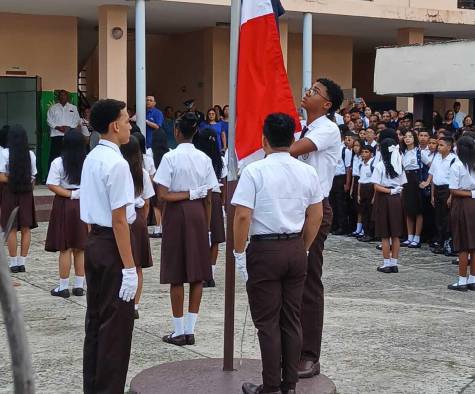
[176,143,195,151]
[307,115,330,130]
[98,139,121,154]
[267,152,291,160]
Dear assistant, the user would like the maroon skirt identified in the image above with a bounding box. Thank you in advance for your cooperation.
[210,192,225,245]
[0,185,37,230]
[45,195,88,252]
[160,199,212,285]
[373,191,404,238]
[450,197,475,252]
[131,207,153,269]
[403,170,423,216]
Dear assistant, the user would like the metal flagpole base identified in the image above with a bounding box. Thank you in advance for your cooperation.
[129,358,336,394]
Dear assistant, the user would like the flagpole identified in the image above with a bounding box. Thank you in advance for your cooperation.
[302,12,312,121]
[223,0,241,372]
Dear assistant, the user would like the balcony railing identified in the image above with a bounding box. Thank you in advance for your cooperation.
[458,0,475,9]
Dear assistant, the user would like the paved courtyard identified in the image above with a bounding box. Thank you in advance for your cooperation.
[1,223,474,394]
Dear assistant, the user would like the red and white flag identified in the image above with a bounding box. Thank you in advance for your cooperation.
[235,0,301,166]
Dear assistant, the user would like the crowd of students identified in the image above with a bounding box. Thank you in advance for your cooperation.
[328,102,475,290]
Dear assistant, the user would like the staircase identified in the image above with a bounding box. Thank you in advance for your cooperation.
[78,68,90,111]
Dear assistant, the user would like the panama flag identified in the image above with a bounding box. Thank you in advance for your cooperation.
[235,0,301,166]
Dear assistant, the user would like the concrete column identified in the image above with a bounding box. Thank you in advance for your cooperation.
[413,94,433,128]
[302,13,312,118]
[279,20,288,70]
[396,28,424,113]
[135,0,146,136]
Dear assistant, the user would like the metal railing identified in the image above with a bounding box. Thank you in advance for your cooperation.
[458,0,475,9]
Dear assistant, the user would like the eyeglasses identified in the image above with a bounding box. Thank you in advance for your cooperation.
[305,86,330,102]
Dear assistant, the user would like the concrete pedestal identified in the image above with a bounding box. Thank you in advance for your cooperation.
[130,358,336,394]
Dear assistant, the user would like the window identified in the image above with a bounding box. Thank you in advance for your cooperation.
[458,0,475,9]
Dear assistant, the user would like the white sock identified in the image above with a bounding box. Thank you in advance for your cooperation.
[17,256,26,267]
[458,276,467,285]
[383,259,391,267]
[390,258,398,267]
[212,265,216,278]
[74,276,85,289]
[134,304,139,311]
[172,317,184,337]
[356,223,363,233]
[59,278,69,291]
[154,225,161,234]
[407,235,414,242]
[467,275,475,284]
[184,312,198,335]
[413,235,420,243]
[8,256,17,268]
[360,229,365,236]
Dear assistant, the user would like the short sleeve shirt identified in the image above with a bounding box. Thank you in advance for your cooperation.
[46,157,80,189]
[0,149,37,178]
[429,153,457,186]
[449,160,475,191]
[135,169,156,208]
[370,161,408,188]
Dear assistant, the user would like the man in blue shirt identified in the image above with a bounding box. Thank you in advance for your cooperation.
[146,95,164,148]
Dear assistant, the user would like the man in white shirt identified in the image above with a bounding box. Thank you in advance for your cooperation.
[233,113,323,394]
[290,78,344,378]
[453,101,466,129]
[47,90,80,168]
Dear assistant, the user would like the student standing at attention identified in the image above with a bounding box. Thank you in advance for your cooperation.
[80,99,138,394]
[154,112,219,346]
[0,125,38,273]
[46,130,88,297]
[233,113,324,394]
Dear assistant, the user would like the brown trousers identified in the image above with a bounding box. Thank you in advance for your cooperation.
[246,238,308,392]
[300,198,333,363]
[83,226,135,394]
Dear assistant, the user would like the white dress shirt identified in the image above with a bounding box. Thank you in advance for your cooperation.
[232,152,323,236]
[80,139,136,226]
[0,149,37,178]
[402,148,420,171]
[449,161,475,191]
[421,150,436,167]
[358,158,376,184]
[454,111,466,128]
[352,155,362,177]
[46,157,80,189]
[135,169,156,208]
[143,154,156,177]
[370,161,408,188]
[429,153,457,186]
[298,115,341,198]
[154,143,219,192]
[335,145,352,176]
[47,102,80,137]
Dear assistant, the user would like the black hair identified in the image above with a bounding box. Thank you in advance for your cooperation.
[263,113,295,148]
[439,136,454,150]
[151,128,169,169]
[214,105,223,118]
[317,78,344,118]
[403,113,413,121]
[133,131,146,154]
[400,129,419,153]
[120,134,144,198]
[90,99,127,134]
[380,138,400,179]
[344,130,357,139]
[456,136,475,174]
[378,128,398,144]
[61,130,86,185]
[349,108,360,114]
[360,144,375,155]
[7,125,32,193]
[175,112,199,139]
[418,127,432,136]
[130,122,142,138]
[206,108,217,123]
[194,128,224,179]
[0,125,9,148]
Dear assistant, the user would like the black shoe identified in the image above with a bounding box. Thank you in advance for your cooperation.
[447,283,468,291]
[429,241,439,248]
[185,334,195,345]
[376,244,382,251]
[206,279,215,288]
[407,242,421,249]
[377,266,398,273]
[359,235,375,243]
[72,288,84,296]
[432,247,445,255]
[242,383,281,394]
[134,310,139,319]
[51,288,70,298]
[452,259,459,265]
[400,240,411,247]
[281,388,296,394]
[467,283,475,291]
[10,266,20,273]
[149,232,162,239]
[17,265,26,273]
[162,333,186,346]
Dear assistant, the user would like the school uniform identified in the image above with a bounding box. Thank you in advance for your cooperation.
[232,152,324,393]
[130,169,155,269]
[449,161,475,252]
[153,143,219,285]
[298,114,340,369]
[401,148,424,217]
[370,162,407,238]
[358,158,376,237]
[45,157,88,252]
[429,152,457,246]
[0,148,38,230]
[329,143,352,233]
[421,151,436,242]
[210,157,227,245]
[80,139,136,394]
[351,155,362,220]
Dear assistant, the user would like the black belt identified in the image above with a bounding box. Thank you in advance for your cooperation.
[434,184,449,190]
[250,233,301,241]
[406,169,420,173]
[91,224,113,234]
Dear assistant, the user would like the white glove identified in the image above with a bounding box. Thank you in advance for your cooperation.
[233,250,248,282]
[119,268,138,302]
[209,231,212,247]
[70,189,80,200]
[189,185,209,200]
[390,186,403,195]
[472,191,475,199]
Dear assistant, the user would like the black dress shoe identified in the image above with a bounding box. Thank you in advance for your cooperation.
[377,266,399,273]
[72,288,85,296]
[297,360,320,379]
[432,247,444,255]
[447,283,468,291]
[17,265,26,273]
[203,279,216,288]
[242,383,281,394]
[407,242,421,249]
[134,310,139,319]
[467,283,475,291]
[51,288,70,298]
[452,259,459,265]
[185,334,195,345]
[149,232,162,239]
[10,266,20,274]
[162,333,186,346]
[359,235,375,243]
